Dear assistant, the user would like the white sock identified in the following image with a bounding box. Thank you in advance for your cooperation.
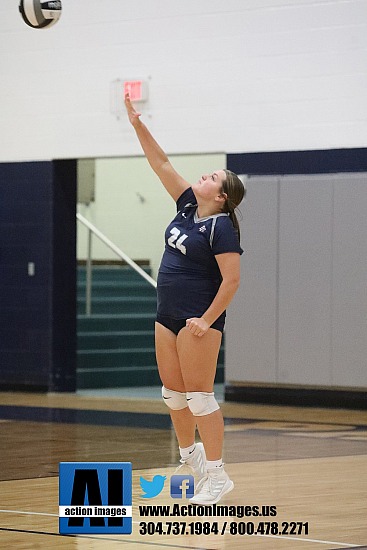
[206,459,223,470]
[179,443,196,460]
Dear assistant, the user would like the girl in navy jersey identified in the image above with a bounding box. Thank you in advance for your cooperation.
[125,94,245,504]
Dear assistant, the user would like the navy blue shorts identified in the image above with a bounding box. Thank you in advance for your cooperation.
[156,313,226,335]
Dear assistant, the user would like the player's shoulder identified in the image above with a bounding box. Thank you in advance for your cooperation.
[212,213,233,231]
[211,214,243,253]
[176,187,196,212]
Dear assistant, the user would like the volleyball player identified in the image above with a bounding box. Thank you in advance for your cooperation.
[125,94,246,504]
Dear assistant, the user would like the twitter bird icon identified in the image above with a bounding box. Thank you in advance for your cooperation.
[140,475,166,498]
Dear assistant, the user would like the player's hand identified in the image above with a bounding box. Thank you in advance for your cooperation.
[186,317,210,337]
[125,93,142,127]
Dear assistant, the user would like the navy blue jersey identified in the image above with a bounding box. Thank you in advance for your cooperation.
[157,187,243,320]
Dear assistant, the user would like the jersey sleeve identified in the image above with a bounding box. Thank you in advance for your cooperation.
[176,187,196,213]
[211,216,244,256]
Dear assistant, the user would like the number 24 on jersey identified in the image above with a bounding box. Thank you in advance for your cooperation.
[168,227,188,255]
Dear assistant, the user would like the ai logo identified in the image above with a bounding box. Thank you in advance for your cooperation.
[59,462,132,535]
[170,475,195,499]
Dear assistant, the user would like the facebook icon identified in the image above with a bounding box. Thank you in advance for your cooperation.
[170,475,195,499]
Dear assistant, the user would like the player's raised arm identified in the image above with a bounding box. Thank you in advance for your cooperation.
[125,93,190,202]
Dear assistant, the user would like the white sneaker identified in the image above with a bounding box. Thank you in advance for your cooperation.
[175,442,206,480]
[189,466,234,505]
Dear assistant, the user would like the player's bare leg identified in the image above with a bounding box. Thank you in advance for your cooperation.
[155,322,196,447]
[155,322,207,479]
[177,327,234,503]
[176,327,224,461]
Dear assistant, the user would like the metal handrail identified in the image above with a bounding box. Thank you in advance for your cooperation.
[77,213,157,316]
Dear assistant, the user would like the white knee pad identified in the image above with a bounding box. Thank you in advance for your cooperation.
[186,391,220,416]
[162,386,187,410]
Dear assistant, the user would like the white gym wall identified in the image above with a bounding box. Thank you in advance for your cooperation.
[0,0,366,161]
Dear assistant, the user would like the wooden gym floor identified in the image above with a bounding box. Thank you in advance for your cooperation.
[0,389,366,549]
